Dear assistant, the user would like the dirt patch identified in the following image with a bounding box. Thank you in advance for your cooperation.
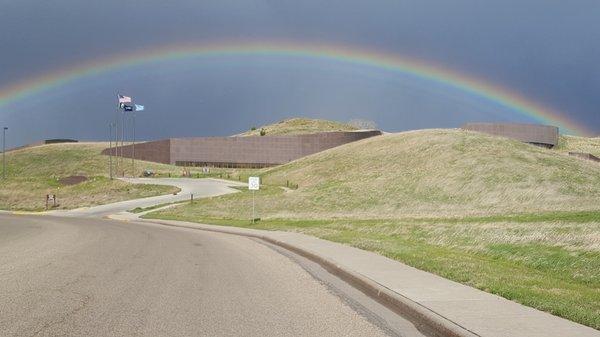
[59,175,88,185]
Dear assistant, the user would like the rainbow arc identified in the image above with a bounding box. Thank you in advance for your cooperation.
[0,40,591,136]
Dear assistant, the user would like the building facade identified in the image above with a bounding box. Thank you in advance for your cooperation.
[104,130,382,168]
[461,122,559,148]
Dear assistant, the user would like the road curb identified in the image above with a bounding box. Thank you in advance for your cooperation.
[140,218,479,337]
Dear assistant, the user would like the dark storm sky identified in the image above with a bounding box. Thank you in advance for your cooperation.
[1,0,599,147]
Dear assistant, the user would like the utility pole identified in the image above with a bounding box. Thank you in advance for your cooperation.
[2,127,7,179]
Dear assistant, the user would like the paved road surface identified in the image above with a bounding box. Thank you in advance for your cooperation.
[50,178,244,218]
[0,214,424,337]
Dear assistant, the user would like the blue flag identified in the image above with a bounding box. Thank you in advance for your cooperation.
[135,104,145,111]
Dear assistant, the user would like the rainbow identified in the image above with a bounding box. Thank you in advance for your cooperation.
[0,40,592,135]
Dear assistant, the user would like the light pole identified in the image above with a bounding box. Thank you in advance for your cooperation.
[2,127,7,179]
[108,122,114,179]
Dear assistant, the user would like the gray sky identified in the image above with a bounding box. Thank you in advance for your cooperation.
[1,0,599,147]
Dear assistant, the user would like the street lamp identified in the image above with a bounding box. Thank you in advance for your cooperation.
[108,122,115,179]
[2,127,7,179]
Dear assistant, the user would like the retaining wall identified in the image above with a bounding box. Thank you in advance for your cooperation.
[102,130,381,167]
[461,122,559,148]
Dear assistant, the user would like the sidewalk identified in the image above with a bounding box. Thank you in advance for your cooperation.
[126,216,599,337]
[49,178,244,218]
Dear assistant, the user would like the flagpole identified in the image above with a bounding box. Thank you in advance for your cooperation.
[115,93,119,176]
[121,109,125,177]
[132,111,136,176]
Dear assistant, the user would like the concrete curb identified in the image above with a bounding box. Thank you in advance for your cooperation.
[140,218,479,337]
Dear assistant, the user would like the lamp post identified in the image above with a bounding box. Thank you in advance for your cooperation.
[108,122,114,179]
[2,127,7,179]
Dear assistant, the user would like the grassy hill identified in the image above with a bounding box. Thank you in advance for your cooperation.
[236,118,358,136]
[557,134,600,157]
[0,142,199,211]
[148,129,600,328]
[159,129,600,219]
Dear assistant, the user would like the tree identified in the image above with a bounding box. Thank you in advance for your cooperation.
[259,128,266,136]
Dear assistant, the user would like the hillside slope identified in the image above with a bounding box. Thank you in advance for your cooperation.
[236,118,358,136]
[557,135,600,157]
[182,129,600,219]
[148,129,600,329]
[0,143,188,211]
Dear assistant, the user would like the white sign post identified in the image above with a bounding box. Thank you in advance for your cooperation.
[248,177,260,223]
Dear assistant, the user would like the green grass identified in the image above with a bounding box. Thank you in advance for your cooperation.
[129,201,185,214]
[144,129,600,329]
[147,203,600,329]
[0,142,195,211]
[235,117,358,136]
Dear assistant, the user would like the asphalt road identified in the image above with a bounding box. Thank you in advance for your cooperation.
[0,214,424,337]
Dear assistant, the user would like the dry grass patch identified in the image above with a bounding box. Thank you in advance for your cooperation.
[557,135,600,157]
[236,117,357,136]
[167,129,600,219]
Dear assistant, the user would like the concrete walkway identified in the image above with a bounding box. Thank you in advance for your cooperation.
[119,216,599,337]
[48,178,245,218]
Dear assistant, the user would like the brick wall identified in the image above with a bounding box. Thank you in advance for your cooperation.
[461,123,559,147]
[101,139,171,164]
[103,131,381,167]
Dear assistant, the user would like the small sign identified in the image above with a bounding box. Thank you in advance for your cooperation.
[202,167,210,174]
[45,194,57,210]
[248,176,260,190]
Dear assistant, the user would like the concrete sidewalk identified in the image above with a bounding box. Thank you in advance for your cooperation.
[127,217,599,337]
[47,178,245,218]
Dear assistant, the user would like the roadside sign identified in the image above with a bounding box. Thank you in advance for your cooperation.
[45,194,57,210]
[248,176,260,190]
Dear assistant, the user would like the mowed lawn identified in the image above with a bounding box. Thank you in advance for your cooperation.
[147,130,600,329]
[0,142,190,211]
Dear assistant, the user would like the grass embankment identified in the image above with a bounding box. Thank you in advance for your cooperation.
[557,135,600,157]
[236,117,357,136]
[129,201,185,214]
[147,129,600,329]
[0,142,192,211]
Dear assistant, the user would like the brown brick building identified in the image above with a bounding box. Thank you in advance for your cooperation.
[103,130,382,168]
